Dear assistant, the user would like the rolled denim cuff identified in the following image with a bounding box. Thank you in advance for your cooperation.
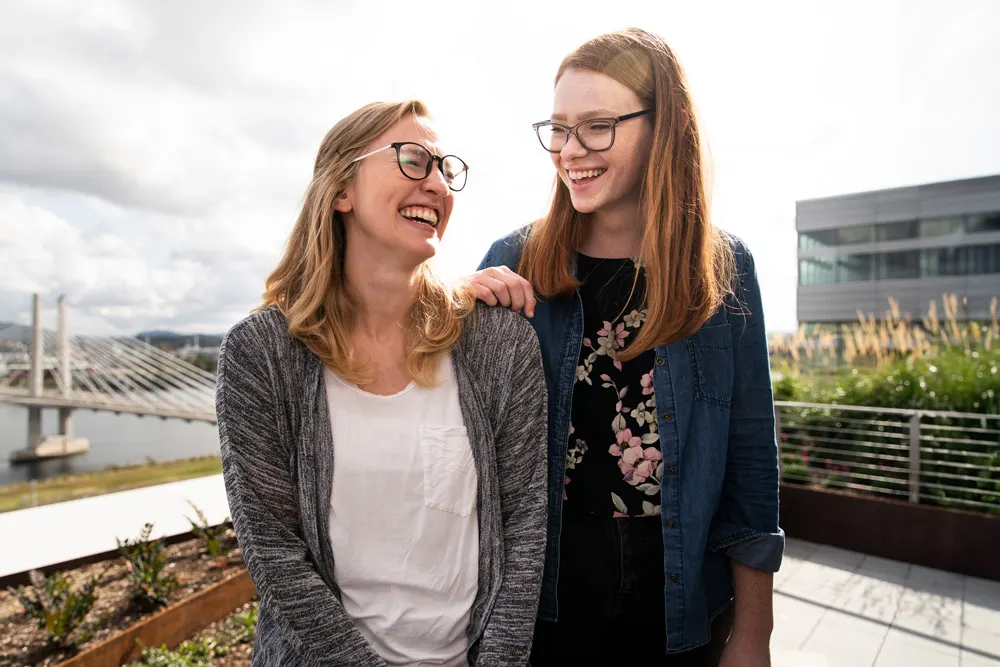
[724,529,786,573]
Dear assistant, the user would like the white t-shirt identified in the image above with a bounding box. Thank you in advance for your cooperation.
[324,355,478,667]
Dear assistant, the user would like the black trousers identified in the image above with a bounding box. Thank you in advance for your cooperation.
[529,515,733,666]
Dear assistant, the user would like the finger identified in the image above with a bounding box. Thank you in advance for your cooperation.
[522,282,538,318]
[505,277,526,313]
[473,283,499,306]
[481,276,513,308]
[489,267,533,316]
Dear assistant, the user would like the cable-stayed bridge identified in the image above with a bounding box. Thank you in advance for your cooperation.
[0,295,217,462]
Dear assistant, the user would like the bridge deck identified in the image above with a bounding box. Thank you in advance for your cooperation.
[0,389,215,423]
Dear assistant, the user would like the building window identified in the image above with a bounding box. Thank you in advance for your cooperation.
[920,247,967,277]
[878,250,920,280]
[837,254,873,282]
[799,258,836,285]
[919,216,963,238]
[836,226,873,245]
[967,212,1000,234]
[876,220,918,242]
[799,229,837,249]
[968,243,1000,275]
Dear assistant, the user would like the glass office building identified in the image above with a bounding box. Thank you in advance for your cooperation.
[796,175,1000,325]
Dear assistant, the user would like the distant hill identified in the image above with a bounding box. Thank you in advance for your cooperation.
[0,322,29,343]
[0,323,224,353]
[134,331,224,349]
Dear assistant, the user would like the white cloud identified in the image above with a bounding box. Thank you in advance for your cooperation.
[1,0,999,335]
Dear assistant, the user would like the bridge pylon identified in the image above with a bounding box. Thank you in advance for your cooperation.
[9,294,90,463]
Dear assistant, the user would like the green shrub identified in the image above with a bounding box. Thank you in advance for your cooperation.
[185,502,230,559]
[117,523,177,608]
[126,639,217,667]
[12,569,100,647]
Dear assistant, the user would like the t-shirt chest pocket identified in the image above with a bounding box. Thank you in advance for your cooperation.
[418,424,477,516]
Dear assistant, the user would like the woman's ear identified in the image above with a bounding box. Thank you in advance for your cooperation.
[334,189,353,213]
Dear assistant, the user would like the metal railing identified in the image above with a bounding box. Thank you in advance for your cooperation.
[775,401,1000,514]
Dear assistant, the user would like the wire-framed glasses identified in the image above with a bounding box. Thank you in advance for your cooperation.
[351,142,469,192]
[532,109,653,153]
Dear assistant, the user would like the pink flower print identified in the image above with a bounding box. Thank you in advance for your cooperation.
[641,370,654,395]
[597,321,629,355]
[619,444,645,483]
[616,428,642,448]
[612,322,628,347]
[622,445,643,466]
[616,445,663,486]
[610,430,638,457]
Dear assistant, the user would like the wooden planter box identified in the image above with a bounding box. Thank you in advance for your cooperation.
[56,569,256,667]
[780,483,1000,582]
[0,526,230,589]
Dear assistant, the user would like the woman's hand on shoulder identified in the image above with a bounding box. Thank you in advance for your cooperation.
[464,266,536,318]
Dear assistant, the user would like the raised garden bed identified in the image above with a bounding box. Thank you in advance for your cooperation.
[780,482,1000,581]
[125,598,259,667]
[0,526,250,666]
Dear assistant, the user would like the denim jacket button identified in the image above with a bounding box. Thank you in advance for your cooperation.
[668,466,677,473]
[666,520,675,528]
[670,574,678,583]
[662,413,673,422]
[655,358,665,366]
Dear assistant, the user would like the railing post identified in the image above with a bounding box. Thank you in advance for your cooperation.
[774,403,783,442]
[774,403,783,476]
[908,413,921,504]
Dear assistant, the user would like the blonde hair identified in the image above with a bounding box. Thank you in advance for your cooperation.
[519,28,736,359]
[261,100,473,386]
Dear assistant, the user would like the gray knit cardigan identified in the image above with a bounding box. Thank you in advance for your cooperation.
[216,304,548,666]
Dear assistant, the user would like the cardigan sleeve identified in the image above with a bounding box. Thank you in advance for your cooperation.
[217,317,387,667]
[474,314,548,665]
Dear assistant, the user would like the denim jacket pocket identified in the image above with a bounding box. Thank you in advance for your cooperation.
[686,325,734,408]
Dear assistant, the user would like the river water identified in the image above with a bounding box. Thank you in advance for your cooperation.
[0,402,220,486]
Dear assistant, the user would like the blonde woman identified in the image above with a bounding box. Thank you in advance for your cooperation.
[216,100,547,667]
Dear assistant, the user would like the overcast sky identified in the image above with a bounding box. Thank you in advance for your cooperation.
[2,0,999,335]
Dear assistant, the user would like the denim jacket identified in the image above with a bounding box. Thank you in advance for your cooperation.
[478,228,784,652]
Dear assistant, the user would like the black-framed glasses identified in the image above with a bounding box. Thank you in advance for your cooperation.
[352,142,469,192]
[532,109,653,153]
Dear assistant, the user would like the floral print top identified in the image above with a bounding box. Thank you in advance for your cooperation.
[564,253,662,519]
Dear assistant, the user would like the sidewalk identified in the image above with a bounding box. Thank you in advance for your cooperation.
[0,474,228,578]
[772,539,1000,666]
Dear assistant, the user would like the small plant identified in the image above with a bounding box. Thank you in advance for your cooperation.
[185,501,230,559]
[125,639,217,667]
[218,601,259,646]
[12,569,100,647]
[117,523,177,608]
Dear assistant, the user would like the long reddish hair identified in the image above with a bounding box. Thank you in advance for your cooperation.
[519,28,735,359]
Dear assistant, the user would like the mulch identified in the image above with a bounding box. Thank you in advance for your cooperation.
[0,530,244,666]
